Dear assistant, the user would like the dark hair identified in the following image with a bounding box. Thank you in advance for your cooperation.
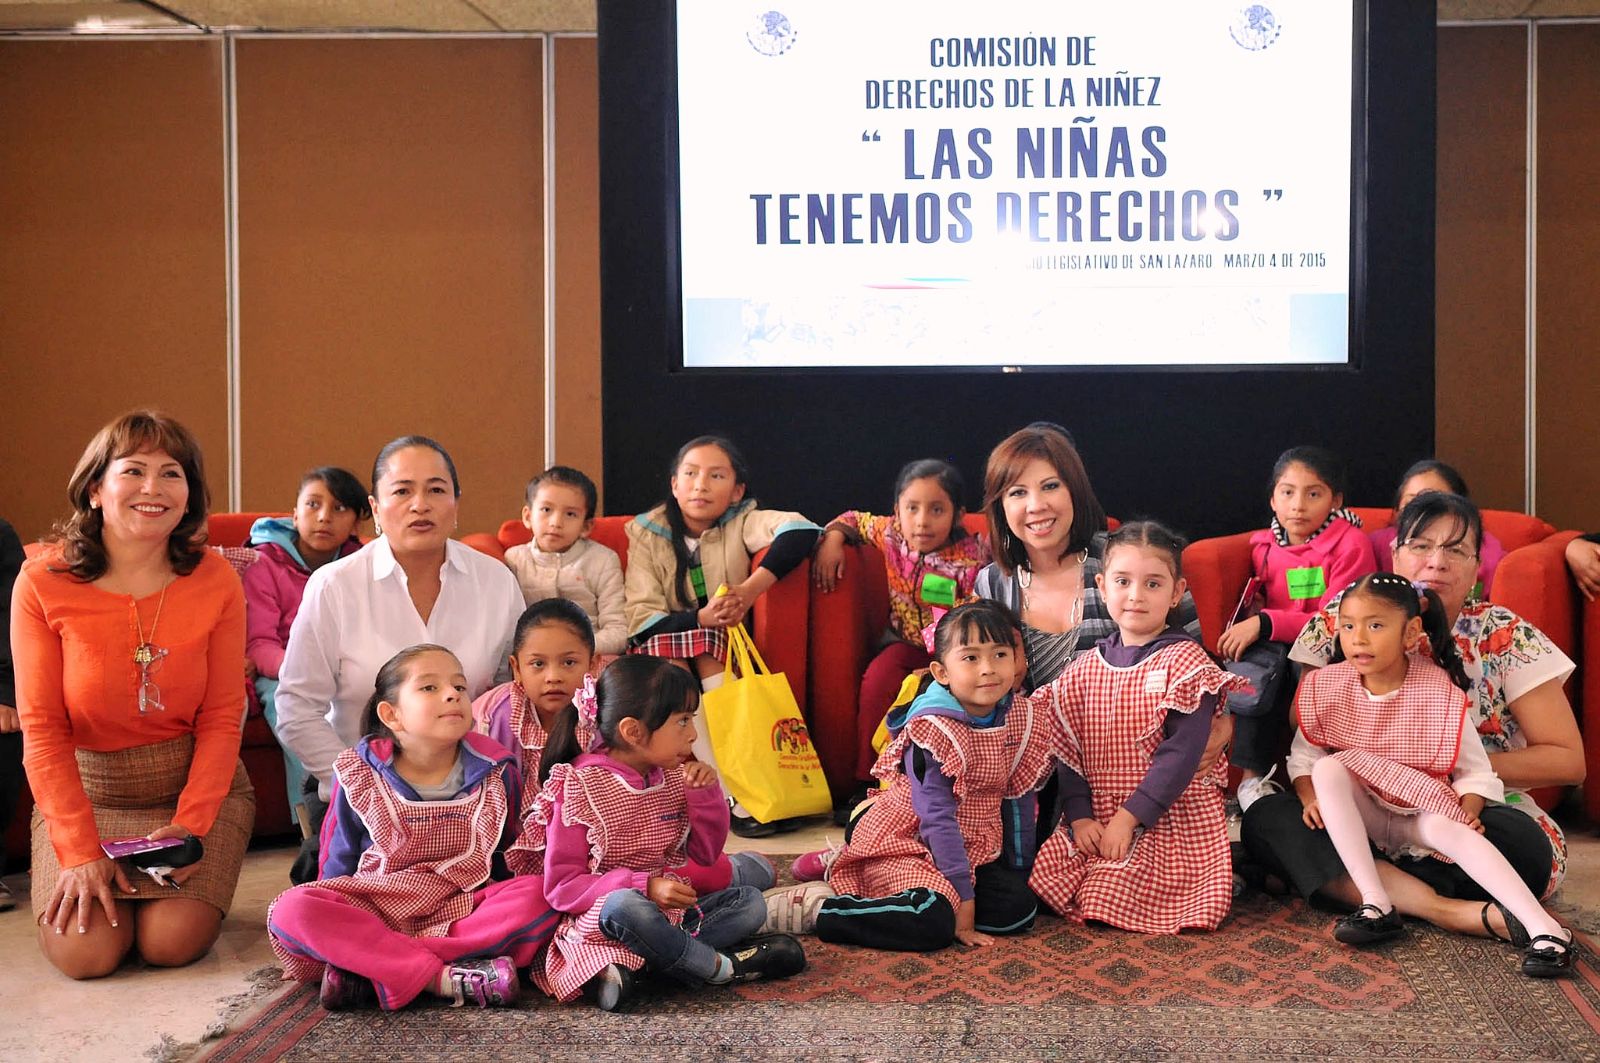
[1332,573,1471,692]
[1392,492,1483,561]
[983,424,1106,576]
[1270,445,1347,497]
[512,598,596,657]
[1393,459,1470,508]
[372,435,460,499]
[1024,420,1077,448]
[360,643,461,741]
[1103,520,1188,579]
[660,435,750,608]
[892,458,966,545]
[51,409,210,581]
[300,466,372,521]
[539,656,698,783]
[931,599,1023,663]
[526,465,599,520]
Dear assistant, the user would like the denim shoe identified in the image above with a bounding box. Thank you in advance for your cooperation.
[445,956,520,1008]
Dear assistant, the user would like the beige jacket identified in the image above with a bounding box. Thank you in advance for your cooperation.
[623,499,818,637]
[503,537,628,655]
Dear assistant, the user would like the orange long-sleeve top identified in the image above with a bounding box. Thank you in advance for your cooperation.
[13,548,246,868]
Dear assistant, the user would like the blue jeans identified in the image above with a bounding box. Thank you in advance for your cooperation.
[598,882,767,985]
[726,850,776,891]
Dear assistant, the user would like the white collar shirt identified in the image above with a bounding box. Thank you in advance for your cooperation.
[273,535,524,790]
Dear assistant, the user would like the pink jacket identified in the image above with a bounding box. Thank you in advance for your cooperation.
[1248,516,1378,642]
[242,518,363,678]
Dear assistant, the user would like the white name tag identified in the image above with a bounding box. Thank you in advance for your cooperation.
[1143,668,1167,693]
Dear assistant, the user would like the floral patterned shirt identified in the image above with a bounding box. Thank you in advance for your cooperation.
[831,512,992,645]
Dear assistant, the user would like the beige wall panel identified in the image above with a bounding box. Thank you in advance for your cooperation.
[235,38,545,536]
[1435,26,1528,513]
[0,40,228,543]
[551,35,604,511]
[1534,23,1600,531]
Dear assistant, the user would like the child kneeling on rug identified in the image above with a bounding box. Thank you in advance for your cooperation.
[766,600,1056,951]
[1028,522,1249,934]
[534,655,804,1011]
[1294,572,1574,977]
[268,645,550,1010]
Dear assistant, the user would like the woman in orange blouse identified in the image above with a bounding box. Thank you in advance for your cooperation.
[14,410,254,979]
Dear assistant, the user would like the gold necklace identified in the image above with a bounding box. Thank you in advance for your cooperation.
[131,581,170,667]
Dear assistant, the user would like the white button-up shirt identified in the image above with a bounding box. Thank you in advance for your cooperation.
[274,535,524,791]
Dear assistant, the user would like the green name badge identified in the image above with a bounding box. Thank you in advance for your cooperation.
[920,572,958,607]
[1285,566,1327,601]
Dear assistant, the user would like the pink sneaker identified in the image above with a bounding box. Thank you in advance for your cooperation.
[445,956,520,1008]
[791,843,841,883]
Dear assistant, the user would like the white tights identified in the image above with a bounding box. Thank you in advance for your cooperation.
[1310,757,1563,943]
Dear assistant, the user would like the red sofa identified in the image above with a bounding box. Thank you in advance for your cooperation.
[804,513,989,793]
[461,513,812,745]
[1181,508,1584,805]
[5,513,299,872]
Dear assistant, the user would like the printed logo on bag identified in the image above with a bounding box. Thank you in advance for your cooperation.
[771,717,813,753]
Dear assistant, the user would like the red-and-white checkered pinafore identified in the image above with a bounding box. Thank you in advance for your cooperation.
[1297,657,1475,825]
[270,743,510,982]
[532,762,693,1002]
[827,696,1056,908]
[502,687,596,876]
[1029,641,1247,934]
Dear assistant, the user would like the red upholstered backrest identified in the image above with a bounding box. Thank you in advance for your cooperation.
[206,512,287,547]
[1354,506,1555,554]
[497,515,631,570]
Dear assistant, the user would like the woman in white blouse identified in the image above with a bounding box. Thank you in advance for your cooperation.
[273,436,523,880]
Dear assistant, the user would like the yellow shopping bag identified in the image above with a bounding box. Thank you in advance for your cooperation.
[700,623,832,823]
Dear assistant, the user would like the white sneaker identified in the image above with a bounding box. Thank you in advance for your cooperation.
[760,882,835,935]
[1235,767,1283,812]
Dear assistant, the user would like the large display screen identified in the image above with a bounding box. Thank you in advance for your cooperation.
[675,2,1359,369]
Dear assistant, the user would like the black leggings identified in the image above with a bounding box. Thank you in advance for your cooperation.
[815,861,1039,952]
[1241,789,1555,903]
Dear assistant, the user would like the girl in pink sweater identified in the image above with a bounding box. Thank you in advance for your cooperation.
[1217,446,1377,808]
[243,467,369,822]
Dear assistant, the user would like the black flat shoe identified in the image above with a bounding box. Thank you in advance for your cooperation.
[1333,903,1404,945]
[1481,900,1530,947]
[1522,933,1576,979]
[729,812,778,838]
[727,934,807,982]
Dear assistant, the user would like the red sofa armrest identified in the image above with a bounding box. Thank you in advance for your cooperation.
[805,543,892,794]
[748,546,810,752]
[1182,531,1257,655]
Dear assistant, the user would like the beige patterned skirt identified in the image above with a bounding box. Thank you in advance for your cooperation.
[31,734,256,919]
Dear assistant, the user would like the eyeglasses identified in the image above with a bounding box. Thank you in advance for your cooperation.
[135,644,169,714]
[1400,538,1478,566]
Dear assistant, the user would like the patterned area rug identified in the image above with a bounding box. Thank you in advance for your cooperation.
[198,894,1600,1062]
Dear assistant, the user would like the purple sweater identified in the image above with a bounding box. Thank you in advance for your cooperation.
[318,732,521,879]
[893,684,1039,903]
[1057,629,1216,829]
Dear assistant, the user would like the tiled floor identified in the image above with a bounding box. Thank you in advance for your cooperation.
[2,815,1596,1062]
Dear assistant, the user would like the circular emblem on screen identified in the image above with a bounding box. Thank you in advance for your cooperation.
[1229,5,1281,51]
[746,11,797,57]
